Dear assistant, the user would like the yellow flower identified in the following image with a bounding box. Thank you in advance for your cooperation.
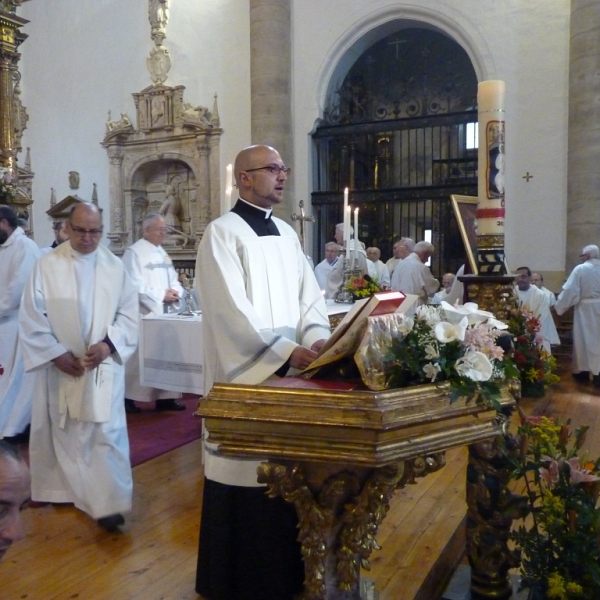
[547,572,567,599]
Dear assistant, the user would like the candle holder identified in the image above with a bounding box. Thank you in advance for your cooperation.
[334,249,361,303]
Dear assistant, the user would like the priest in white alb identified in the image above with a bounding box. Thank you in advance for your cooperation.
[514,266,556,353]
[531,271,561,348]
[18,203,138,532]
[195,145,331,600]
[122,213,185,413]
[0,205,41,439]
[555,245,600,386]
[314,241,340,296]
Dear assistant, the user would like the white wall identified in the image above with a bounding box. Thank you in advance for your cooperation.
[291,0,570,275]
[18,0,570,277]
[19,0,251,247]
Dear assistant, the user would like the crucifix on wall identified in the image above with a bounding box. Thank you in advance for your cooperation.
[291,200,315,256]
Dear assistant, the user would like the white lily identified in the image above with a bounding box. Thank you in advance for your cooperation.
[434,317,468,343]
[485,317,509,330]
[424,344,439,359]
[423,362,442,381]
[397,316,414,336]
[454,350,493,382]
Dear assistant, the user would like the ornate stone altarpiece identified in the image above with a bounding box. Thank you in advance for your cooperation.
[102,0,222,262]
[101,88,222,260]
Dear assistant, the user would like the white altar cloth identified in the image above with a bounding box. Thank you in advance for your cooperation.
[140,313,204,395]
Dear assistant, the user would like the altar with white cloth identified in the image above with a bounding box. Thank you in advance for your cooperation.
[139,301,353,396]
[139,313,204,395]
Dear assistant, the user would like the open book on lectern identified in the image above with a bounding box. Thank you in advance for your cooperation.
[301,291,418,377]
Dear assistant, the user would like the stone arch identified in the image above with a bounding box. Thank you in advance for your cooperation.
[313,5,495,121]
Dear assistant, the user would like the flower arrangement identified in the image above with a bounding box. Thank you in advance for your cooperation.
[507,308,560,397]
[0,166,16,202]
[345,275,380,299]
[375,301,519,409]
[510,415,600,599]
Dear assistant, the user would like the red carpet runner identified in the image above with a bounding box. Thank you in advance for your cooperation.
[127,396,202,467]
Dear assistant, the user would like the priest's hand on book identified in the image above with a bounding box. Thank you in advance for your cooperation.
[289,346,319,370]
[53,351,85,378]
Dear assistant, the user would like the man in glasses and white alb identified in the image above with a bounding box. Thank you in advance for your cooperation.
[194,144,330,600]
[19,202,138,533]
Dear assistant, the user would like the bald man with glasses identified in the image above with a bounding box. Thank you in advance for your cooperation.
[194,144,330,600]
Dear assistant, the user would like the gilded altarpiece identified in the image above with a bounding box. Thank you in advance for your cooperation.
[102,85,222,261]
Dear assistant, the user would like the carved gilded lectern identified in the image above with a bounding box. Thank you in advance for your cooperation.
[198,380,516,600]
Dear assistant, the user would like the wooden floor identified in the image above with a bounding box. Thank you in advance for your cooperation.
[1,362,597,600]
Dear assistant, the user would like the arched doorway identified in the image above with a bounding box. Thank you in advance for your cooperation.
[312,26,478,276]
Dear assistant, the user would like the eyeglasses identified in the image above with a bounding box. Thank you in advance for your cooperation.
[70,225,103,237]
[245,165,291,176]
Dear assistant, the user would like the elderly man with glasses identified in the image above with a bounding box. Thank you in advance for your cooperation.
[122,213,185,413]
[19,202,138,532]
[194,144,330,600]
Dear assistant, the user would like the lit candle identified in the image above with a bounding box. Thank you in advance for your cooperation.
[343,188,349,243]
[353,207,359,266]
[223,163,233,215]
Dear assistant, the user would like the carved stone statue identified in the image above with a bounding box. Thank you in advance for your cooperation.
[106,111,133,133]
[149,0,169,46]
[68,171,80,190]
[159,184,181,229]
[182,103,212,128]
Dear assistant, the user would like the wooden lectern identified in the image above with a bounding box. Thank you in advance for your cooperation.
[199,380,516,600]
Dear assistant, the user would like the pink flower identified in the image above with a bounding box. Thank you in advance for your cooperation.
[539,458,559,483]
[566,457,600,484]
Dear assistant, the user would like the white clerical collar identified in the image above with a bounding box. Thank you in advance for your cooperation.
[238,197,273,219]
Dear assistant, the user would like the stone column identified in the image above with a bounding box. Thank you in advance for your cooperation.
[249,0,293,221]
[567,2,600,269]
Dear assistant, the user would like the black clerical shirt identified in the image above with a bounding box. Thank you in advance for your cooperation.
[231,198,280,236]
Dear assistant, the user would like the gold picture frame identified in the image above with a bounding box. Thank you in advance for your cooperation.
[450,195,478,275]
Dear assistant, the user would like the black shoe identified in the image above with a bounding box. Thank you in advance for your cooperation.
[97,513,125,532]
[156,399,186,412]
[125,399,141,414]
[593,375,600,389]
[572,371,590,382]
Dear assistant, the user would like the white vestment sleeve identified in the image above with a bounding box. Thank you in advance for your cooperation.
[555,269,581,315]
[18,264,68,371]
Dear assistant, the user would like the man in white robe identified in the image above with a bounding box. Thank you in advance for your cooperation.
[531,271,561,347]
[314,241,340,296]
[122,213,185,412]
[555,245,600,386]
[390,241,439,308]
[19,203,138,532]
[366,246,391,288]
[0,205,41,439]
[195,145,330,600]
[386,237,414,277]
[430,272,455,304]
[515,266,555,353]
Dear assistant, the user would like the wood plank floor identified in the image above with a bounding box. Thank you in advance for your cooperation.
[0,362,596,600]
